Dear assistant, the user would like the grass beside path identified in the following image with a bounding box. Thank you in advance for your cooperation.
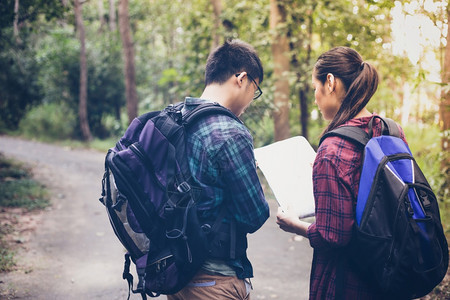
[0,153,50,272]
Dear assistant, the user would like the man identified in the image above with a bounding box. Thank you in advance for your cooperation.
[167,39,269,299]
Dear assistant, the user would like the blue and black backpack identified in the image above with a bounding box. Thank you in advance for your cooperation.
[320,116,448,299]
[99,102,241,299]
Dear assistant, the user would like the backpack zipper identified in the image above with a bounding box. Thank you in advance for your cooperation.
[149,254,173,273]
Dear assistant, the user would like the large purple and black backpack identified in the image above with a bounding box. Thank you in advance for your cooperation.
[320,116,448,299]
[100,102,239,299]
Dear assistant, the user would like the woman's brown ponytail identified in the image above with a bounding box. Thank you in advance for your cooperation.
[314,47,379,135]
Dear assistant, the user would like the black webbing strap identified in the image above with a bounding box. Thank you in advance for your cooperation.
[319,126,369,148]
[183,102,242,126]
[123,253,134,300]
[209,204,237,260]
[123,253,148,300]
[319,116,401,147]
[368,116,400,138]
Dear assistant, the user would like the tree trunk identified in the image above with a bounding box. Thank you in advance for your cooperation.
[109,0,117,31]
[270,0,291,141]
[299,88,309,139]
[210,0,222,51]
[108,0,120,120]
[13,0,21,44]
[440,3,450,187]
[74,0,92,141]
[289,6,310,141]
[98,0,106,30]
[118,0,138,124]
[300,7,314,140]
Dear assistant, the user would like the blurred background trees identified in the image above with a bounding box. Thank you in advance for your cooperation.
[0,0,448,207]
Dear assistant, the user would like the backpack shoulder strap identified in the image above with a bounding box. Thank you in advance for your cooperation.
[368,116,400,138]
[319,126,369,148]
[319,115,401,147]
[137,110,161,123]
[182,102,242,127]
[182,102,241,260]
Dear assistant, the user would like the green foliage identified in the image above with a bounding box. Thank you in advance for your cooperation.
[101,113,128,139]
[0,0,69,132]
[0,154,49,211]
[132,0,214,111]
[86,32,126,138]
[0,0,68,38]
[0,35,42,130]
[404,124,449,190]
[402,123,450,232]
[18,102,77,141]
[245,113,275,148]
[87,138,119,153]
[0,179,49,210]
[0,0,446,205]
[35,27,126,139]
[158,68,189,87]
[0,246,15,272]
[35,27,80,106]
[0,153,49,272]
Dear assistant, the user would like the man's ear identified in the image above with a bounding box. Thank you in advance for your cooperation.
[235,72,247,87]
[326,73,335,93]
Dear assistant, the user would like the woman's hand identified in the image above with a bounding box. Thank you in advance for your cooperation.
[276,207,311,238]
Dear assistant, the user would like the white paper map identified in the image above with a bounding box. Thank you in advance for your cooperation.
[254,136,316,219]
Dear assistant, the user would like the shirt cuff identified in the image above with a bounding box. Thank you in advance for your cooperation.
[307,222,328,250]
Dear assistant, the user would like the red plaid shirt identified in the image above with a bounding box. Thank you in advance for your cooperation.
[307,115,406,299]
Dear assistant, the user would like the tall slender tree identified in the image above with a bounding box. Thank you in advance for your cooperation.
[98,0,106,30]
[440,2,450,190]
[118,0,138,124]
[109,0,116,31]
[289,2,316,141]
[270,0,291,141]
[74,0,92,141]
[210,0,222,51]
[13,0,21,44]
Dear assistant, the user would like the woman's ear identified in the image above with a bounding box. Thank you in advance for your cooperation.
[327,73,335,93]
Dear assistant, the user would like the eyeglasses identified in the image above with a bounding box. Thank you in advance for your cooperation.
[235,73,263,100]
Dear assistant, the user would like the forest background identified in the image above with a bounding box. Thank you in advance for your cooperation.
[0,0,449,230]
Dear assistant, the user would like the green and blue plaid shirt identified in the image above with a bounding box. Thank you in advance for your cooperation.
[183,97,269,278]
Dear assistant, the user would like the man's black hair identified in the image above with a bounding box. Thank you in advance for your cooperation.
[205,39,264,86]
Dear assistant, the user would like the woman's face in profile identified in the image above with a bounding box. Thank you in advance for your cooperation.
[312,73,341,121]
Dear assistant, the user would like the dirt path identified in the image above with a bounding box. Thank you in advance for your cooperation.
[0,136,312,300]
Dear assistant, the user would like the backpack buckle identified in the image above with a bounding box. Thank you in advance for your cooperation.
[177,182,191,193]
[419,190,431,209]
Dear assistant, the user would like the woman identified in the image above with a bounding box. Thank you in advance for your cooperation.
[276,46,407,299]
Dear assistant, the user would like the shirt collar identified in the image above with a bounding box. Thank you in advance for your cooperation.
[184,97,213,106]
